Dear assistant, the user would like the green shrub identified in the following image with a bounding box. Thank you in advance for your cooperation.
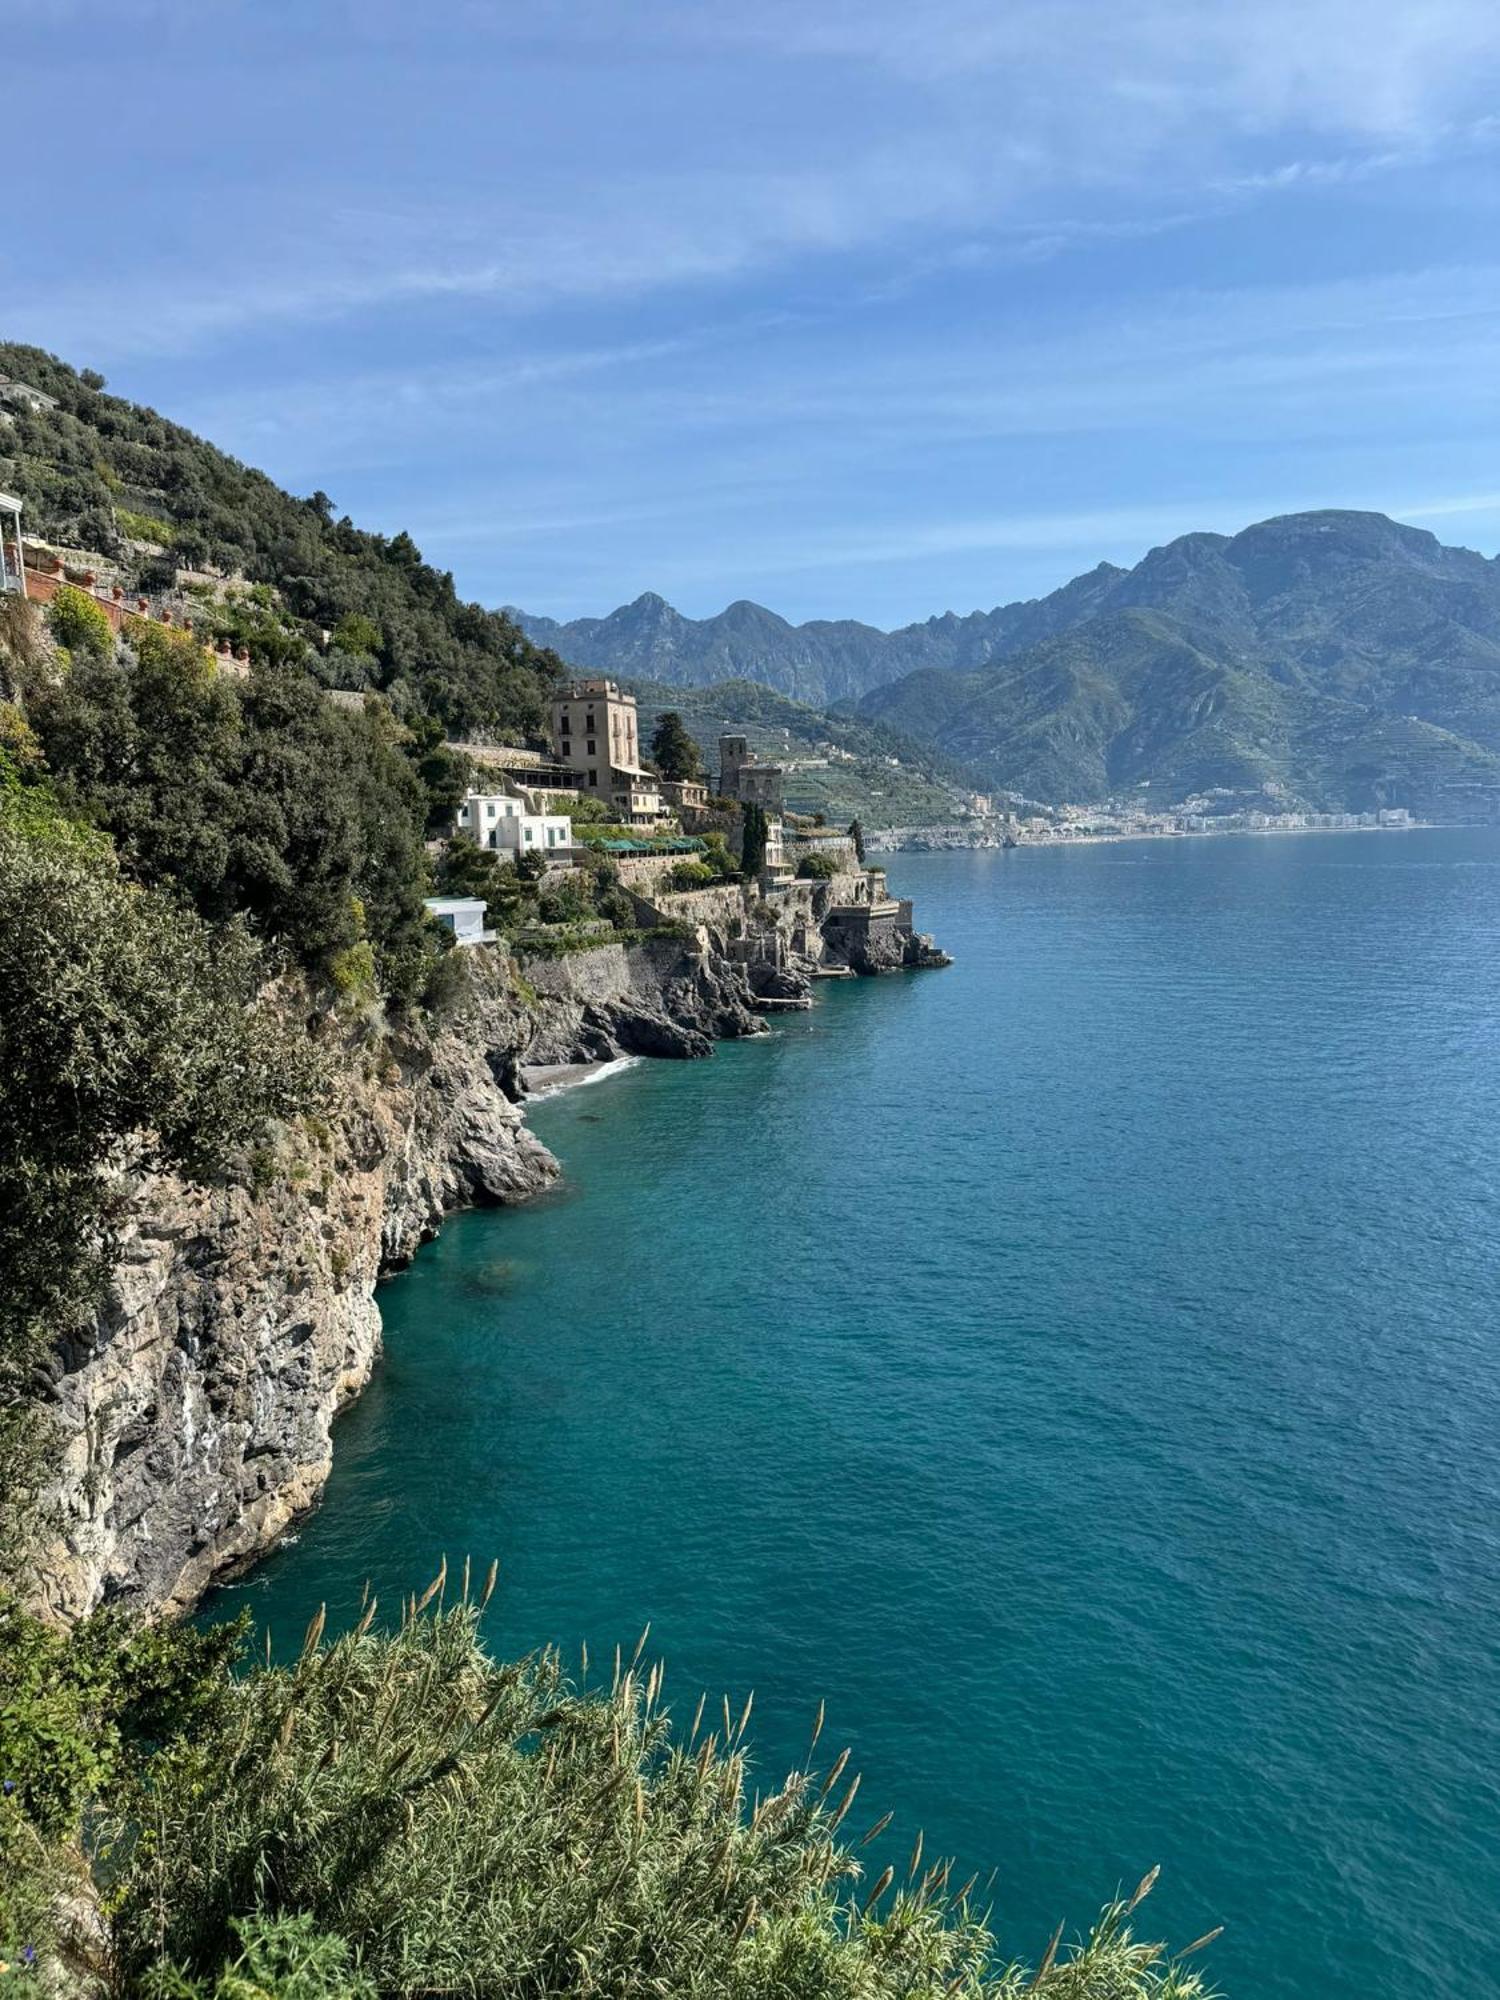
[331,612,382,659]
[701,830,738,880]
[537,875,592,925]
[46,583,113,660]
[595,885,637,930]
[116,507,176,545]
[669,859,716,890]
[0,1594,242,1840]
[144,1913,376,2000]
[329,940,377,1007]
[797,852,839,879]
[127,615,210,678]
[559,791,618,827]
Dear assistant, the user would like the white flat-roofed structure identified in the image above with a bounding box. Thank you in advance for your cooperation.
[424,896,495,946]
[0,492,24,593]
[455,790,573,859]
[0,379,58,414]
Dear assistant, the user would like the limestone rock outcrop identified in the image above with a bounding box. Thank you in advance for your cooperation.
[518,935,772,1065]
[33,957,555,1621]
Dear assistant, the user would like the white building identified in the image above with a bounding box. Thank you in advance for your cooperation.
[455,790,573,859]
[424,897,494,946]
[0,379,59,414]
[0,492,23,594]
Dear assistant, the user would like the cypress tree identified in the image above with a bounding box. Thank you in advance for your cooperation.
[740,801,769,878]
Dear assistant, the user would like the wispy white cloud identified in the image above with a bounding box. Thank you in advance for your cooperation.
[689,0,1500,140]
[8,0,1500,620]
[1396,491,1500,524]
[8,1,1500,363]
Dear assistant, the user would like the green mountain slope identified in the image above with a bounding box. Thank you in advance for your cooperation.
[0,342,562,737]
[630,677,975,825]
[520,511,1500,811]
[857,514,1500,811]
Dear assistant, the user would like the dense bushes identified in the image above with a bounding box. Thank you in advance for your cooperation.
[0,1598,241,1842]
[434,841,652,943]
[798,851,840,879]
[27,637,437,997]
[0,1586,1216,1999]
[44,584,112,660]
[669,859,717,889]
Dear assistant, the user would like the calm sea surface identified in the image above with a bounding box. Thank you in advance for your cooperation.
[215,829,1500,2000]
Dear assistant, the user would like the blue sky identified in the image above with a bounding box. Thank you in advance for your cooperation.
[5,0,1500,626]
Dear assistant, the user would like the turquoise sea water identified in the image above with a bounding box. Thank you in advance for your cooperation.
[215,829,1500,2000]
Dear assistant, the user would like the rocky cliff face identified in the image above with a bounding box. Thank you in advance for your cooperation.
[32,957,555,1622]
[520,933,773,1063]
[32,934,786,1622]
[34,909,941,1625]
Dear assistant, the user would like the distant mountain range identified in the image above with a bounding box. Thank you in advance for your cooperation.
[511,593,923,707]
[513,512,1500,812]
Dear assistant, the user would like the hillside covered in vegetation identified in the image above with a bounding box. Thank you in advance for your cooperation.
[0,342,563,739]
[631,678,979,826]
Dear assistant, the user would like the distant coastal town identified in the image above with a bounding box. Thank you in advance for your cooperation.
[868,801,1419,853]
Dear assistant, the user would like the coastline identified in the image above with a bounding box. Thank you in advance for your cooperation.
[46,875,947,1621]
[521,1055,642,1100]
[870,819,1441,855]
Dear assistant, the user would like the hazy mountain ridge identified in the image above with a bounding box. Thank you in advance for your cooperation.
[516,512,1500,811]
[509,575,1132,704]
